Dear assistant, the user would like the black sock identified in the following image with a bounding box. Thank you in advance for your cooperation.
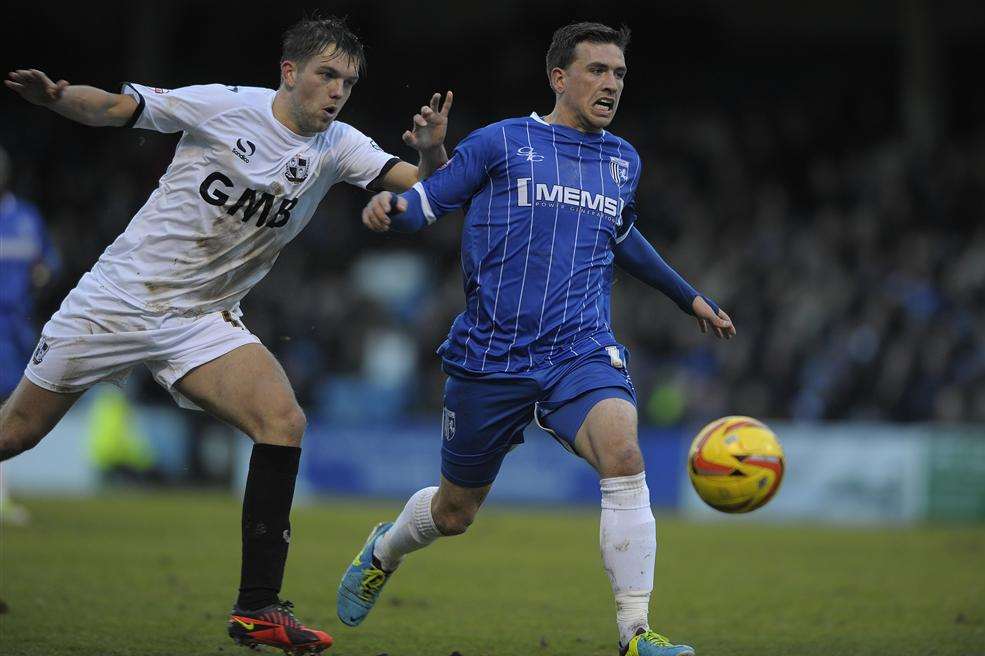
[237,443,301,611]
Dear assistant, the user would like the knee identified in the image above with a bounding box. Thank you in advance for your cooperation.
[432,503,477,536]
[252,403,307,447]
[600,440,644,478]
[0,402,43,460]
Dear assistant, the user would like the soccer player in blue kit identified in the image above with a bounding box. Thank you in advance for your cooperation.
[338,22,734,656]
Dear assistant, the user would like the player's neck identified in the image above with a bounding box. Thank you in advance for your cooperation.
[272,90,314,138]
[543,104,602,134]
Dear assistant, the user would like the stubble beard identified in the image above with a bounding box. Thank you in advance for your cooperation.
[290,96,327,136]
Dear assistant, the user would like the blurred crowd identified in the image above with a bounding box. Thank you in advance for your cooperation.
[614,110,985,424]
[3,98,983,426]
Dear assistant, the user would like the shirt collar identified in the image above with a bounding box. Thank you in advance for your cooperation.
[529,112,607,139]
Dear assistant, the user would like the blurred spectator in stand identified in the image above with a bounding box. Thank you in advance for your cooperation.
[0,143,61,524]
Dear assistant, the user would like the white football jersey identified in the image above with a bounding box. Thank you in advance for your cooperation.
[90,82,399,315]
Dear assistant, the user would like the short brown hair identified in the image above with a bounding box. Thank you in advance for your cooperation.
[545,22,631,79]
[281,15,366,74]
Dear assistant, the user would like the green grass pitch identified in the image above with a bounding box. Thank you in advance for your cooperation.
[1,493,983,655]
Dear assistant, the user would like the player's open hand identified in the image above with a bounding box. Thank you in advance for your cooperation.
[362,191,407,233]
[5,69,69,105]
[402,91,453,152]
[693,296,735,339]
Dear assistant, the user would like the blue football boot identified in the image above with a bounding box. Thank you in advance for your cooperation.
[337,522,393,627]
[620,628,695,656]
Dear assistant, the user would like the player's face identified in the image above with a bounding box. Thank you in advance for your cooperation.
[557,42,626,131]
[286,44,360,134]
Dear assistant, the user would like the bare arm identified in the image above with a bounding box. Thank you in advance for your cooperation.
[415,145,449,181]
[378,91,454,191]
[5,69,137,127]
[378,150,448,192]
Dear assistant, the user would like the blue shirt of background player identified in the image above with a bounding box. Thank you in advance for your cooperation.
[412,113,642,375]
[0,192,61,395]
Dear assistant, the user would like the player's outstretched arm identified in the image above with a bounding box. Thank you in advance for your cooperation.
[692,295,735,340]
[361,191,424,234]
[378,91,453,191]
[5,69,136,127]
[403,91,452,180]
[364,123,488,232]
[614,226,735,339]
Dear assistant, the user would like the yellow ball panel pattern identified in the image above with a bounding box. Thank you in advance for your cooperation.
[687,416,784,513]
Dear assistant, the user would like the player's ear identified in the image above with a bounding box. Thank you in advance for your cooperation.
[280,60,297,88]
[549,67,565,95]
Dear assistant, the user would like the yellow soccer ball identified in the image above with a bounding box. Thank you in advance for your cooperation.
[687,416,784,513]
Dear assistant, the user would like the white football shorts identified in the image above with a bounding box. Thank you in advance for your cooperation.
[25,271,261,409]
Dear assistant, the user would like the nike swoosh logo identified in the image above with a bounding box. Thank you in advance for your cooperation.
[232,618,255,631]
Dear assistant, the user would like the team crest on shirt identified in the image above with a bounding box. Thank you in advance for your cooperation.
[609,156,630,187]
[442,407,456,441]
[32,338,49,365]
[284,155,309,184]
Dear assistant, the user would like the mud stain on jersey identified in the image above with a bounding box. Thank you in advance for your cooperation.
[195,237,215,256]
[196,235,233,259]
[197,214,253,260]
[142,281,177,313]
[196,242,273,301]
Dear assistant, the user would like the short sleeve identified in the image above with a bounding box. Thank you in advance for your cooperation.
[614,152,641,244]
[121,83,242,133]
[417,126,492,218]
[335,124,401,190]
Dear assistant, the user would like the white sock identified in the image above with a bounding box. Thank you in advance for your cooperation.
[373,486,441,572]
[600,472,656,647]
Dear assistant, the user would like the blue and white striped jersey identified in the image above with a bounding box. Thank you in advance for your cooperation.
[414,113,642,374]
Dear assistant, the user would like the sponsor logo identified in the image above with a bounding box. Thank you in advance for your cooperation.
[369,140,383,151]
[283,529,291,544]
[32,338,49,365]
[199,171,298,228]
[231,618,255,631]
[225,85,240,93]
[442,407,456,441]
[610,156,630,186]
[516,177,623,220]
[517,146,544,162]
[151,87,170,94]
[285,155,309,183]
[232,138,256,163]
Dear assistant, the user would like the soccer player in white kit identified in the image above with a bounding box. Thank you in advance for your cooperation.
[2,16,451,654]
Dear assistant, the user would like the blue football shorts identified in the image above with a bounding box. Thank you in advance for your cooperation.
[439,344,637,488]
